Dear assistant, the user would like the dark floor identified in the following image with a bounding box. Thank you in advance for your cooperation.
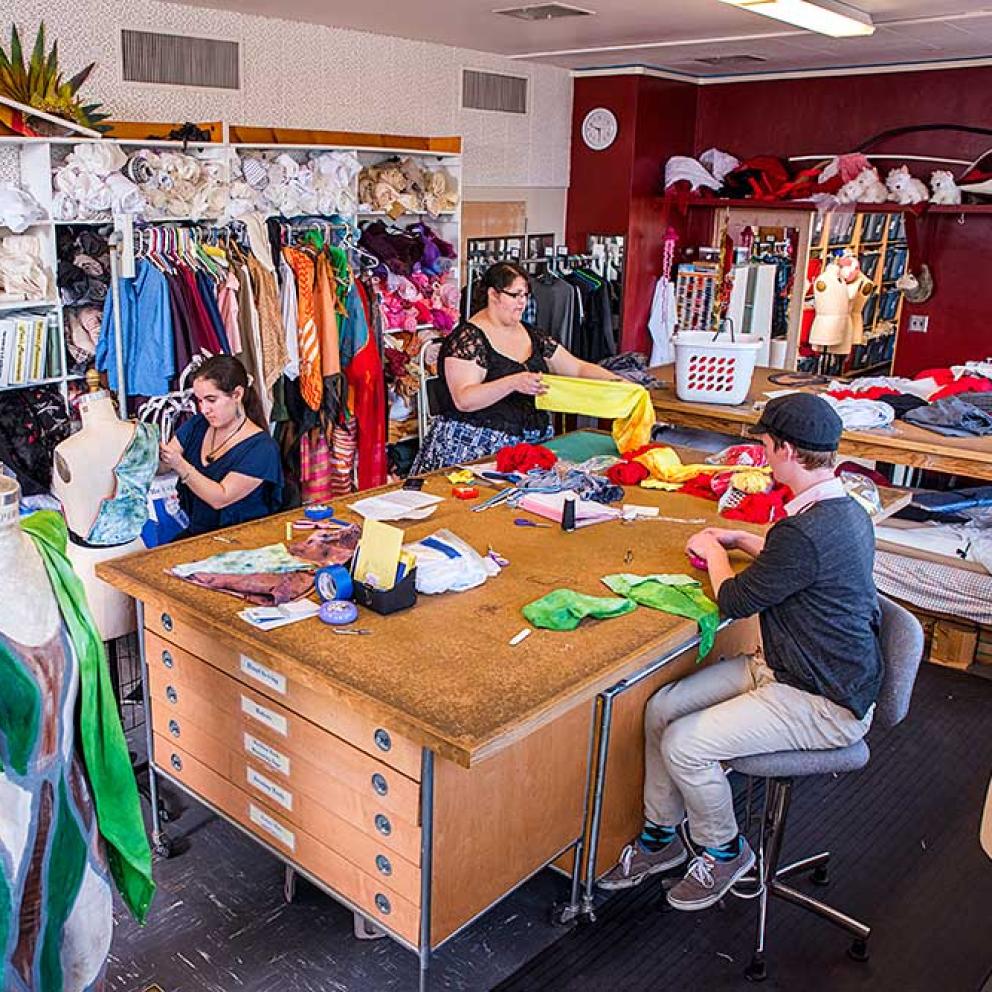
[109,664,992,992]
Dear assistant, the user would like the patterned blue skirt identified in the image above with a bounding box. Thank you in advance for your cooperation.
[410,416,553,475]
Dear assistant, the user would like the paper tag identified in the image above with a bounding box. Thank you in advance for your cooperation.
[246,767,294,811]
[241,695,288,737]
[249,802,295,850]
[243,733,290,776]
[240,655,286,695]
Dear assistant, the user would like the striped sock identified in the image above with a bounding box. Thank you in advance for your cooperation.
[639,821,678,852]
[706,834,743,862]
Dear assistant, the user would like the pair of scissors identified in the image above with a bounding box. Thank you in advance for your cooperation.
[514,517,552,528]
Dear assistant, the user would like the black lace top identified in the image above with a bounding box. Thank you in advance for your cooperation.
[436,321,560,433]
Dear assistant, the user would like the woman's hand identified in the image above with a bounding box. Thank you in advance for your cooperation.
[694,527,748,551]
[159,442,188,476]
[513,371,548,396]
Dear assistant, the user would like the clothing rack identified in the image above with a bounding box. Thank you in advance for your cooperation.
[465,249,602,313]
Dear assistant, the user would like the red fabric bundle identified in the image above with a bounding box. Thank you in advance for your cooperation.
[496,443,557,473]
[606,461,650,486]
[828,386,899,401]
[680,472,720,501]
[929,376,992,402]
[915,368,954,385]
[723,486,793,525]
[623,442,667,462]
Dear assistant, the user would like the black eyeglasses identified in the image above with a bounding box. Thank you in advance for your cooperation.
[499,289,531,301]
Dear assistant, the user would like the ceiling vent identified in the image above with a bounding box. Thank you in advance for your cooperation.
[493,4,594,21]
[463,69,528,114]
[686,54,768,68]
[122,29,240,89]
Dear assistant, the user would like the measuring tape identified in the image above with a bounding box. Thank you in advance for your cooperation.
[315,564,354,602]
[319,600,359,626]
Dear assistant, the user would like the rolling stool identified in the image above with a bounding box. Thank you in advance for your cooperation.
[729,595,924,982]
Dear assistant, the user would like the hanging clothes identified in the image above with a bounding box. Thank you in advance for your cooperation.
[283,247,322,411]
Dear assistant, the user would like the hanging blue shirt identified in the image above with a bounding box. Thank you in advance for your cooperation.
[174,414,284,537]
[96,260,176,397]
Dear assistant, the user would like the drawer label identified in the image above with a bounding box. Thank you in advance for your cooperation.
[243,733,290,776]
[240,655,286,695]
[241,695,288,737]
[249,802,295,850]
[246,767,294,811]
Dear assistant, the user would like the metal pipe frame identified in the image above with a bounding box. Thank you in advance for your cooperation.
[135,602,165,851]
[578,628,719,907]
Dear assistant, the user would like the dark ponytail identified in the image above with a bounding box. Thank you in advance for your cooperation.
[191,355,267,429]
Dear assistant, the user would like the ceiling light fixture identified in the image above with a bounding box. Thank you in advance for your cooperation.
[717,0,875,37]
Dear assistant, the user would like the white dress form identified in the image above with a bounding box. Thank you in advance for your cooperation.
[51,389,141,640]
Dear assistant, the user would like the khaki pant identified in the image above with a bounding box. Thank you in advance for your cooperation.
[644,654,873,848]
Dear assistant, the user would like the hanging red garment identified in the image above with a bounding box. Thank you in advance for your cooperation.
[299,429,336,504]
[347,278,387,490]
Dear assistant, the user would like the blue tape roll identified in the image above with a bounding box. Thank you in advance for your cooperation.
[305,504,336,521]
[319,600,359,626]
[315,564,354,602]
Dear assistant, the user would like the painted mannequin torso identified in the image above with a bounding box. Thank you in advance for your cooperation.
[0,478,114,991]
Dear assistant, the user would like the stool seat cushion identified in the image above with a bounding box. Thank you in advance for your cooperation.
[730,740,870,778]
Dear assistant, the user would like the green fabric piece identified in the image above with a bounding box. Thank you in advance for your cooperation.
[523,588,637,631]
[602,573,720,659]
[0,640,41,775]
[22,511,155,923]
[41,776,88,992]
[543,431,619,464]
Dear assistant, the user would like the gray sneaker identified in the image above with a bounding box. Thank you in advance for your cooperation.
[666,839,756,911]
[598,836,689,891]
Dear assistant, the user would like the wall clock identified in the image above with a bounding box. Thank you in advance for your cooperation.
[581,107,618,151]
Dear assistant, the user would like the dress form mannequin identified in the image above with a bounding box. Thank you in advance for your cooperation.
[0,476,114,990]
[51,372,141,640]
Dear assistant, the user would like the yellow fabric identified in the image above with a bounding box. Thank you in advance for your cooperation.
[730,469,773,494]
[633,446,771,489]
[535,375,654,454]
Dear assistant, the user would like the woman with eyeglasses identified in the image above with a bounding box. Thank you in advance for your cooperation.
[411,261,619,473]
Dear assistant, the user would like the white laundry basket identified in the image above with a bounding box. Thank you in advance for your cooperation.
[673,331,763,405]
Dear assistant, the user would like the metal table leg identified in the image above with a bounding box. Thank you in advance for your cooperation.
[418,748,435,992]
[136,602,173,858]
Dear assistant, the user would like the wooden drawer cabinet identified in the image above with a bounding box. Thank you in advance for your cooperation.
[154,735,420,944]
[144,609,421,780]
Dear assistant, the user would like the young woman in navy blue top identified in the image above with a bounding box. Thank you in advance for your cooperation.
[159,356,283,537]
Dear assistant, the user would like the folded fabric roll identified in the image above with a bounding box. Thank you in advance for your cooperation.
[104,173,147,215]
[181,570,314,605]
[535,375,654,453]
[601,572,719,658]
[0,184,47,232]
[821,395,895,431]
[522,588,637,631]
[68,142,127,176]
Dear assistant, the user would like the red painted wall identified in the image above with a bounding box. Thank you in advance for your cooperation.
[567,65,992,374]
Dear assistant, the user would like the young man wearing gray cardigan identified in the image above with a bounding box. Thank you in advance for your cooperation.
[600,393,884,911]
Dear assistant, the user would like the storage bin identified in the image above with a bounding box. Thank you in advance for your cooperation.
[673,331,763,405]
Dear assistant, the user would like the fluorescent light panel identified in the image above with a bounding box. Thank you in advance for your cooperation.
[718,0,875,37]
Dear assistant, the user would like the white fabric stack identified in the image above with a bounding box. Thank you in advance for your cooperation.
[0,184,47,233]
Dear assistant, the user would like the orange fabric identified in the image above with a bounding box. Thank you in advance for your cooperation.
[283,247,323,411]
[313,253,342,378]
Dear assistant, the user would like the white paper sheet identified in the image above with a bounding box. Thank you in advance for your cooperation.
[348,490,444,521]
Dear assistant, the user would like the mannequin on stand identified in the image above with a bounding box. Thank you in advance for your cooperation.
[0,478,154,991]
[51,371,157,641]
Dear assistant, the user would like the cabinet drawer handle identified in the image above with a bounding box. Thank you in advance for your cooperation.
[170,753,183,772]
[168,719,181,738]
[161,650,174,669]
[374,893,391,915]
[165,685,178,705]
[374,814,392,837]
[373,728,391,753]
[375,854,392,877]
[371,773,388,796]
[161,612,174,633]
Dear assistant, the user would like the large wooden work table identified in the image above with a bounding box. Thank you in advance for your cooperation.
[98,447,763,986]
[649,365,992,480]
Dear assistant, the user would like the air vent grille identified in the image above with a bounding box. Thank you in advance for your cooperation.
[462,70,528,114]
[494,3,594,21]
[122,29,240,90]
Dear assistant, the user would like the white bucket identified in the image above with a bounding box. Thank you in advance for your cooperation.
[674,331,763,405]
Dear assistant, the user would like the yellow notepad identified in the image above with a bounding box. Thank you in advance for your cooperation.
[353,520,404,590]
